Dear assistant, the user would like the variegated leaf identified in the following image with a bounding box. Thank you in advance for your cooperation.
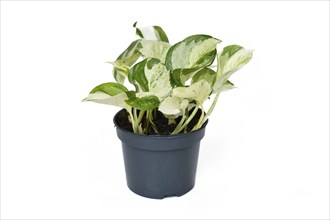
[133,22,169,42]
[165,35,220,71]
[129,58,172,99]
[83,82,130,109]
[89,82,128,96]
[191,68,216,86]
[213,45,253,92]
[172,79,212,104]
[158,96,189,116]
[83,92,130,109]
[139,39,171,63]
[222,80,236,92]
[171,67,202,87]
[125,91,160,111]
[112,40,142,84]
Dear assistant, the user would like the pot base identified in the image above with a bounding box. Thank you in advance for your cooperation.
[127,183,195,199]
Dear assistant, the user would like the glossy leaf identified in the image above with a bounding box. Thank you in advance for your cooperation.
[171,68,201,87]
[158,96,189,116]
[129,59,149,92]
[139,39,171,63]
[165,35,220,71]
[213,45,253,92]
[83,92,130,109]
[218,45,253,76]
[222,80,236,92]
[125,91,160,111]
[172,79,212,104]
[89,82,128,96]
[112,40,141,84]
[191,68,216,85]
[83,82,130,108]
[134,22,169,42]
[129,58,172,98]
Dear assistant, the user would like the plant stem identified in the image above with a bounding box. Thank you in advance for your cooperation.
[136,110,145,133]
[132,108,143,133]
[202,91,220,125]
[172,105,199,134]
[145,110,151,133]
[127,109,138,133]
[193,104,204,130]
[137,110,145,125]
[133,108,138,121]
[171,114,186,135]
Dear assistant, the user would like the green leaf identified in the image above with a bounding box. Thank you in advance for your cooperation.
[172,79,212,104]
[134,22,169,42]
[222,80,236,92]
[82,92,130,109]
[129,59,149,92]
[165,35,220,71]
[213,45,253,92]
[218,45,253,76]
[218,45,243,74]
[112,40,142,84]
[222,47,253,75]
[129,58,172,99]
[191,68,216,86]
[125,91,160,111]
[158,96,189,116]
[89,82,128,96]
[171,68,201,87]
[139,39,171,63]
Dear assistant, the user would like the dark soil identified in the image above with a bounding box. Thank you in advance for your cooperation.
[114,108,203,135]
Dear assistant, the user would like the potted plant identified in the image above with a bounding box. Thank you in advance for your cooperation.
[83,22,253,199]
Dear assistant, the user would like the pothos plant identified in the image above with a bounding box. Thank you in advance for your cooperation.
[83,23,253,135]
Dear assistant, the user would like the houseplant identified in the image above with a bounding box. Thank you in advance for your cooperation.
[83,23,253,199]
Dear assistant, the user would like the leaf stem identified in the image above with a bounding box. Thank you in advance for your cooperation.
[193,104,205,130]
[202,91,220,125]
[137,110,145,124]
[172,105,199,134]
[127,109,138,133]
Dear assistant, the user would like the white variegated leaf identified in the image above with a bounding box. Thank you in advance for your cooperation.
[222,49,253,76]
[139,40,171,63]
[111,40,142,84]
[144,60,172,99]
[83,92,130,109]
[130,58,172,99]
[222,80,236,92]
[172,79,212,104]
[158,96,189,115]
[166,35,220,70]
[134,22,169,42]
[213,46,253,92]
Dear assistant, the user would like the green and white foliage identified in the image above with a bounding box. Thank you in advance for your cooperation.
[172,79,212,104]
[83,82,131,110]
[111,40,142,84]
[84,23,253,134]
[213,45,253,92]
[158,96,189,116]
[165,35,220,70]
[139,39,171,63]
[134,22,169,43]
[129,58,172,99]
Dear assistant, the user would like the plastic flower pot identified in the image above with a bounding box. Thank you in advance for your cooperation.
[114,110,208,199]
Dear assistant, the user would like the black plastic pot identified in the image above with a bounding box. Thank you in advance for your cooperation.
[114,110,208,199]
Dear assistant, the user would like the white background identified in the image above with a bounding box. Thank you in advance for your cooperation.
[1,1,329,219]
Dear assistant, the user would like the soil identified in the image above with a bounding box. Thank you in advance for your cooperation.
[114,108,203,135]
